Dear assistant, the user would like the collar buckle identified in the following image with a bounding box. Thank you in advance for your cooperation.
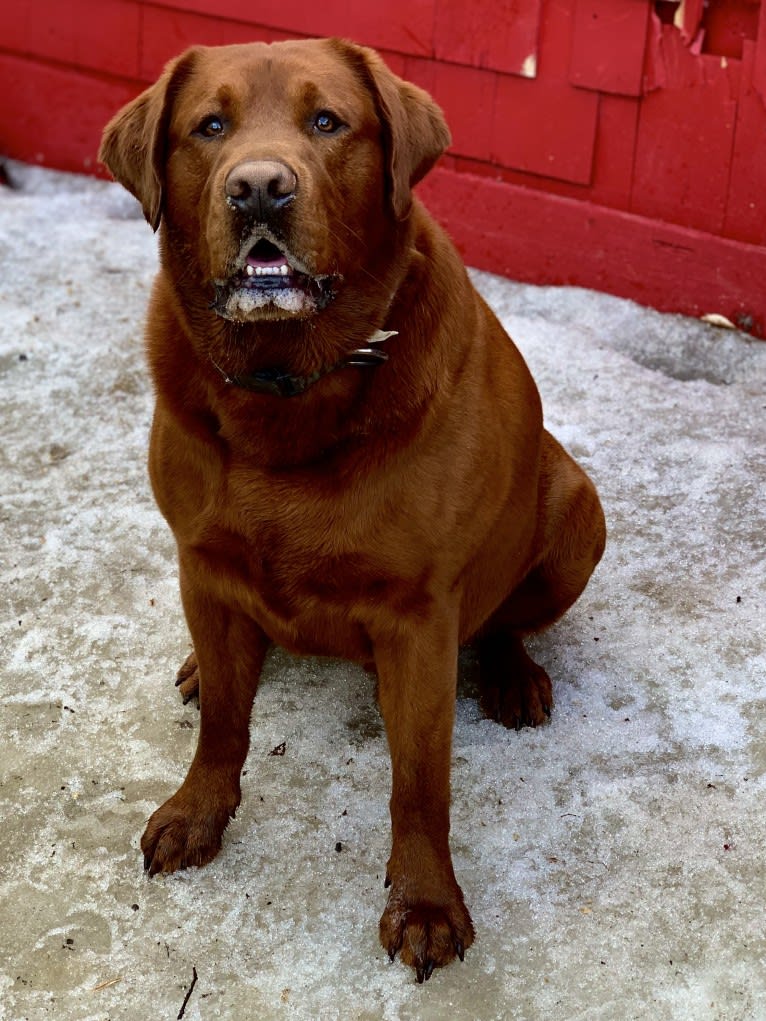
[342,348,390,368]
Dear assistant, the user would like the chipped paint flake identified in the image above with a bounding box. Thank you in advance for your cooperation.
[521,53,537,79]
[673,0,705,45]
[701,313,737,329]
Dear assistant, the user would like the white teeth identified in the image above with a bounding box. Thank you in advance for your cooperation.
[243,262,293,283]
[246,264,291,277]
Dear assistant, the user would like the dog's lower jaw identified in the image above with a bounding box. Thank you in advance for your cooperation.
[211,275,338,322]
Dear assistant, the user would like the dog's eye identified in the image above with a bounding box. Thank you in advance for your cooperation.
[313,110,342,134]
[194,116,225,138]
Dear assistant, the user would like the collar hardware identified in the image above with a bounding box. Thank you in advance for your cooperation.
[211,332,396,398]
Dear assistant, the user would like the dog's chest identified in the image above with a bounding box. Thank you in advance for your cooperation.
[194,471,403,658]
[154,419,436,657]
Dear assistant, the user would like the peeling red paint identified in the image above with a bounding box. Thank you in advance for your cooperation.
[674,0,706,47]
[644,14,744,93]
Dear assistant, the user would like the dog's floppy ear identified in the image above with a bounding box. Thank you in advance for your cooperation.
[99,49,200,231]
[336,41,451,220]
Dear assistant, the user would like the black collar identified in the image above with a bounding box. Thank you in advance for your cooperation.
[211,331,397,398]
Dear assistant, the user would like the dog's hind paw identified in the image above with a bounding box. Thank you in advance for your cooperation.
[478,633,553,730]
[175,651,199,705]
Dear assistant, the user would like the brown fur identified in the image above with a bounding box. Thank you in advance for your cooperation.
[100,38,605,981]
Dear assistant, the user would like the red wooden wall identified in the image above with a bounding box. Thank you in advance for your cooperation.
[2,0,765,335]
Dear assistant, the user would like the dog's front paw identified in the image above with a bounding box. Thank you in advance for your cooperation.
[380,880,475,981]
[141,783,236,876]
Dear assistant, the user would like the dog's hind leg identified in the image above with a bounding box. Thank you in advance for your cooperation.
[478,432,606,730]
[476,631,553,730]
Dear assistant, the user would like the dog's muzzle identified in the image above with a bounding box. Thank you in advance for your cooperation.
[212,236,339,321]
[210,161,339,321]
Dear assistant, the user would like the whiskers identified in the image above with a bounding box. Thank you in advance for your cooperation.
[303,216,393,294]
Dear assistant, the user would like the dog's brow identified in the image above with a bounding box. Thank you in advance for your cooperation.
[299,80,322,108]
[214,84,236,110]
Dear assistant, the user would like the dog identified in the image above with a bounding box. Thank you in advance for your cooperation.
[100,37,606,982]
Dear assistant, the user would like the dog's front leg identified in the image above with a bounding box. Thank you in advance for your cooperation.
[141,562,268,876]
[375,610,475,980]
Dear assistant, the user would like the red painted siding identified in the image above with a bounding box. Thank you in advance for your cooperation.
[569,0,650,96]
[154,0,437,56]
[632,55,739,234]
[0,0,764,335]
[433,0,542,76]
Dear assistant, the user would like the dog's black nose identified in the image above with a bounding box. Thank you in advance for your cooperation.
[225,160,297,217]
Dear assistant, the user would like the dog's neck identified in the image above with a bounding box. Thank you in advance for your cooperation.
[209,329,397,398]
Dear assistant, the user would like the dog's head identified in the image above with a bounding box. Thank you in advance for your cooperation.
[99,39,450,324]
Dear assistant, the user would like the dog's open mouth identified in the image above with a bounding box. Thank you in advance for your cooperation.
[211,237,339,321]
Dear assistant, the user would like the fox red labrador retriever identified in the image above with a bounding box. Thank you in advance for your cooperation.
[100,38,605,981]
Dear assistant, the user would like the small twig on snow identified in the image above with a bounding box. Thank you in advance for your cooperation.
[177,966,198,1020]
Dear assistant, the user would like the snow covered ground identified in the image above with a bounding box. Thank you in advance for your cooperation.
[1,161,765,1020]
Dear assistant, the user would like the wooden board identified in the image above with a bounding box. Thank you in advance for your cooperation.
[419,164,766,336]
[1,0,141,79]
[0,53,138,172]
[491,74,599,185]
[569,0,651,97]
[428,62,498,161]
[142,0,437,57]
[724,40,766,244]
[633,29,740,234]
[433,0,542,77]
